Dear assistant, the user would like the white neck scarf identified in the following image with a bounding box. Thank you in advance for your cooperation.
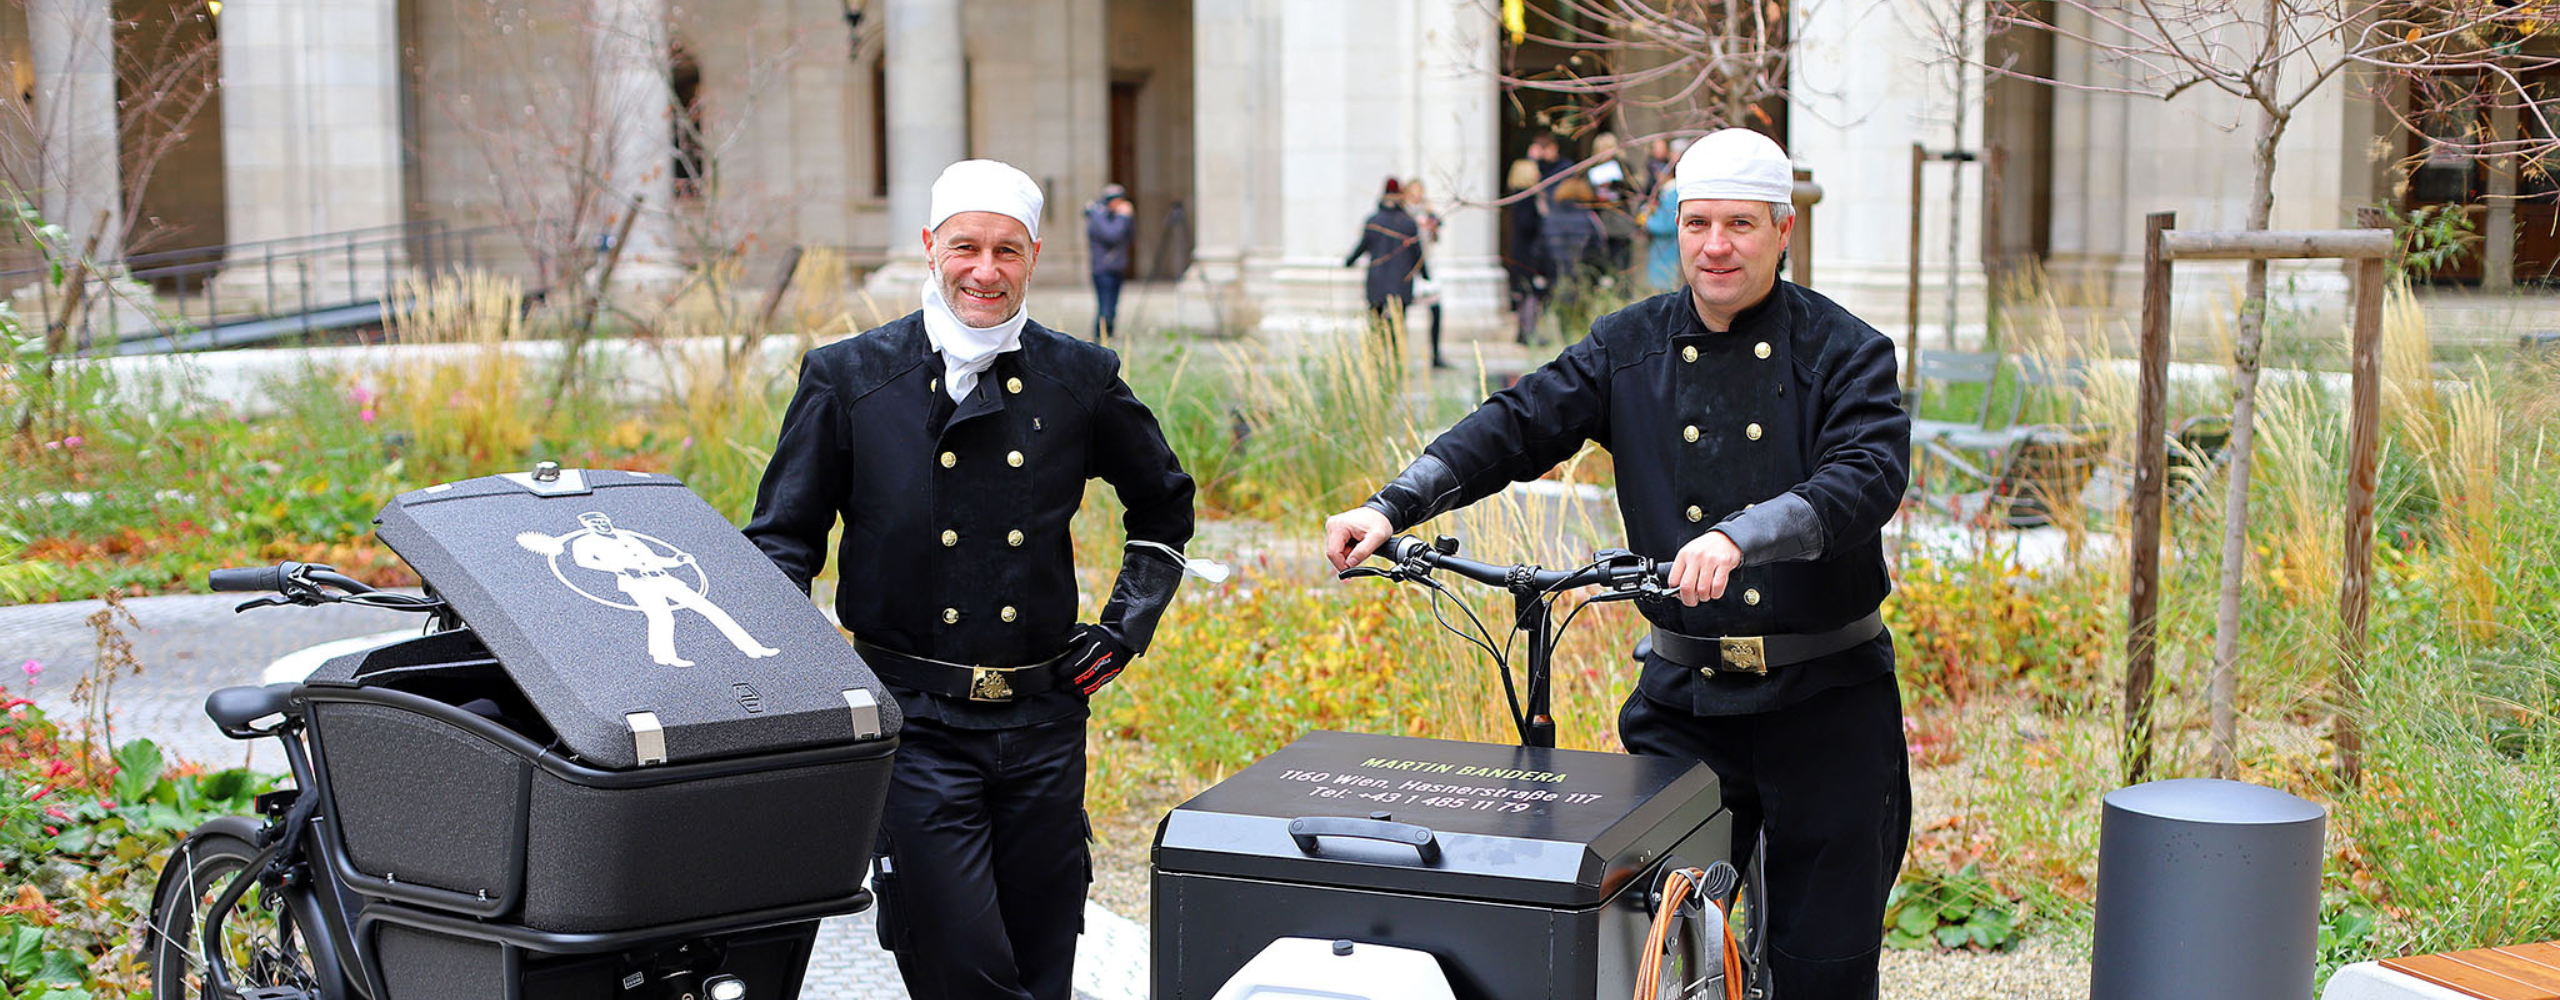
[920,279,1027,402]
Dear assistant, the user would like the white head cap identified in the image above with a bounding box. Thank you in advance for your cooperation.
[927,159,1045,241]
[1675,128,1793,206]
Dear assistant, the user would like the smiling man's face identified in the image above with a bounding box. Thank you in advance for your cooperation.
[1678,199,1792,331]
[924,211,1039,327]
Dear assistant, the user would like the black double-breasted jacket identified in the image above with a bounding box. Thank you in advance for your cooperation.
[744,312,1195,726]
[1368,283,1910,714]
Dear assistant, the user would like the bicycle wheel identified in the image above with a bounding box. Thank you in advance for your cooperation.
[145,829,329,999]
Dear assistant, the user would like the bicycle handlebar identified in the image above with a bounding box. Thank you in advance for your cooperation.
[206,566,284,594]
[1378,535,1669,594]
[206,562,442,614]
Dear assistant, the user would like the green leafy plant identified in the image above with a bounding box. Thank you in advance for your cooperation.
[2,685,281,999]
[1884,863,2022,952]
[2379,201,2479,283]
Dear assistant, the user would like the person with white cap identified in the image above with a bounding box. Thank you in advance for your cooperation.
[745,158,1196,1000]
[1321,127,1910,999]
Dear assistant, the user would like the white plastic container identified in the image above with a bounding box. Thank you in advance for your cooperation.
[1208,937,1459,1000]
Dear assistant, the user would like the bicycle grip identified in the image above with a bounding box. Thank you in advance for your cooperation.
[207,565,284,593]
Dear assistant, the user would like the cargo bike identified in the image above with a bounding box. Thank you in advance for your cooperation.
[143,466,901,1000]
[1153,535,1762,1000]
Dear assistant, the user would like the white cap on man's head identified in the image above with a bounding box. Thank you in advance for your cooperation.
[1675,128,1794,205]
[928,159,1045,241]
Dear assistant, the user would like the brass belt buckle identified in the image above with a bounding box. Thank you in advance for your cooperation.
[968,666,1015,702]
[1719,636,1768,675]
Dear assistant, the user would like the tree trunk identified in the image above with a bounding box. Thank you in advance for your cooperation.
[2208,101,2285,778]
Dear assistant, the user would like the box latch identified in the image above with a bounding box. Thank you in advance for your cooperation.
[842,688,882,740]
[625,711,667,765]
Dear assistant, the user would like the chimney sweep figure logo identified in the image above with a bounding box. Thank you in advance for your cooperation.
[516,512,781,667]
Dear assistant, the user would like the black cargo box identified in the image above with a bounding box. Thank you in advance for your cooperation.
[289,468,898,983]
[1152,730,1729,1000]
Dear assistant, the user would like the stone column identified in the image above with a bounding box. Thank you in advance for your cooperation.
[1411,0,1505,337]
[1255,0,1411,335]
[2041,2,2130,305]
[865,0,967,300]
[26,0,120,262]
[2484,99,2518,291]
[1184,0,1261,314]
[1791,0,1986,331]
[590,0,678,288]
[218,0,407,307]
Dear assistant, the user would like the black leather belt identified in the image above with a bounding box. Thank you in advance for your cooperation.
[1648,611,1886,676]
[851,637,1075,703]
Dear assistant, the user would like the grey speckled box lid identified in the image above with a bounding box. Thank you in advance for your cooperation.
[374,469,899,769]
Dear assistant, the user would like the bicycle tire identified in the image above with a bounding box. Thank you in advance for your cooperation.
[145,828,333,1000]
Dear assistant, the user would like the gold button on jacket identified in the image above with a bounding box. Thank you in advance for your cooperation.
[938,451,956,468]
[1683,425,1700,443]
[940,530,958,547]
[1006,377,1023,394]
[1686,505,1703,523]
[1754,342,1771,359]
[1746,423,1763,441]
[1743,588,1762,606]
[941,608,960,624]
[1007,529,1025,547]
[1007,451,1024,467]
[1000,606,1018,622]
[1682,345,1699,363]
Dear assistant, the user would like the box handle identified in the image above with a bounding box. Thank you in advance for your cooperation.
[1287,816,1442,866]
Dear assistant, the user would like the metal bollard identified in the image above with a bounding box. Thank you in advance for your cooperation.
[2090,778,2326,1000]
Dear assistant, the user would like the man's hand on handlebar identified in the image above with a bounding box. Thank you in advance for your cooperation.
[1666,530,1742,607]
[1322,506,1395,575]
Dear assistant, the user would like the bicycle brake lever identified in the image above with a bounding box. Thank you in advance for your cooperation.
[231,596,290,613]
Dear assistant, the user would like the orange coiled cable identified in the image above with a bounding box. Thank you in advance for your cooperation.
[1632,867,1743,1000]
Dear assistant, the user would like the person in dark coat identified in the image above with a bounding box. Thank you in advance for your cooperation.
[746,158,1196,1000]
[1322,129,1911,1000]
[1505,134,1561,343]
[1539,175,1603,329]
[1085,183,1133,341]
[1344,176,1427,343]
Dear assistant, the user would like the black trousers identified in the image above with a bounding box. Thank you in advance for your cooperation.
[1619,671,1911,1000]
[872,714,1090,1000]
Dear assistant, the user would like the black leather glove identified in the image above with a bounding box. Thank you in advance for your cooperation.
[1062,623,1131,698]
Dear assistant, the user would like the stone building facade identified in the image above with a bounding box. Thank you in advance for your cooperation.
[0,0,2504,340]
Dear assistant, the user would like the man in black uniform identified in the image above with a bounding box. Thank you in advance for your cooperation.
[1322,129,1910,999]
[746,158,1194,1000]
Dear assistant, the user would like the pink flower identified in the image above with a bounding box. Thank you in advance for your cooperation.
[360,408,377,424]
[680,436,694,450]
[61,435,80,449]
[349,384,377,406]
[19,659,39,683]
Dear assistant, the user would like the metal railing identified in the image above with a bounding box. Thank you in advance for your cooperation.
[4,220,512,354]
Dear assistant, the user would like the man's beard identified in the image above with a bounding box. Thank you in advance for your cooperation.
[939,273,1017,323]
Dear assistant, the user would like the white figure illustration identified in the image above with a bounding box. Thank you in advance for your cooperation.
[515,511,781,667]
